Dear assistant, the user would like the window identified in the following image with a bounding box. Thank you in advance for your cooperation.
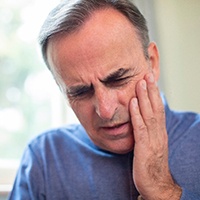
[0,0,78,198]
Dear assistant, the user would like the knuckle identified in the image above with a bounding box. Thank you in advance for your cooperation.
[150,116,157,124]
[146,116,157,127]
[156,105,165,114]
[137,124,147,132]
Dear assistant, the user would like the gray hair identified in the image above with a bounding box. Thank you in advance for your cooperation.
[38,0,150,69]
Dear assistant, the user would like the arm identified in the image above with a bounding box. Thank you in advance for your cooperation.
[8,146,45,200]
[130,73,182,199]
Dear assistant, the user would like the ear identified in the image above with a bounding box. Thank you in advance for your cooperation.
[147,42,160,81]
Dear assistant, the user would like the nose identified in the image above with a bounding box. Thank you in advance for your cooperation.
[93,87,118,120]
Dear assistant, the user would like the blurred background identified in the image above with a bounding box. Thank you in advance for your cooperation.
[0,0,200,199]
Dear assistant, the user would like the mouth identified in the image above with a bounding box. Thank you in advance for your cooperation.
[102,122,127,129]
[100,122,131,138]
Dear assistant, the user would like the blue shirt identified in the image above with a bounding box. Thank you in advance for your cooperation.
[9,98,200,200]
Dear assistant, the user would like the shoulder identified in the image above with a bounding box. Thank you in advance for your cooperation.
[27,124,87,155]
[168,110,200,137]
[168,111,200,192]
[167,107,200,155]
[168,110,200,163]
[34,123,84,140]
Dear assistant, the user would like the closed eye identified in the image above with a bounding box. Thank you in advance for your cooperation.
[67,84,94,99]
[100,68,135,88]
[66,68,136,99]
[105,76,133,87]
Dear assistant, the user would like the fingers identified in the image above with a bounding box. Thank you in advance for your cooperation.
[130,72,171,199]
[130,97,148,144]
[136,73,164,123]
[145,73,166,126]
[135,79,155,129]
[137,195,145,200]
[130,72,167,144]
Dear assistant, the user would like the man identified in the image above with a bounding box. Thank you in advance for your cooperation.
[9,0,200,199]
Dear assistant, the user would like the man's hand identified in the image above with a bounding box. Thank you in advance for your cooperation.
[130,73,182,200]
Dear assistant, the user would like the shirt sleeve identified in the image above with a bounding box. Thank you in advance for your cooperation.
[181,188,200,200]
[8,145,45,200]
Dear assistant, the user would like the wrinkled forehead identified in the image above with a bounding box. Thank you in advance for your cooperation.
[46,8,145,87]
[47,8,142,64]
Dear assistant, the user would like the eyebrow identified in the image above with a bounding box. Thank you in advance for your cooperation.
[100,68,133,83]
[66,84,93,96]
[66,67,133,96]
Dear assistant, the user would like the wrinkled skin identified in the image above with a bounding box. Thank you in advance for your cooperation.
[47,8,182,200]
[131,74,181,199]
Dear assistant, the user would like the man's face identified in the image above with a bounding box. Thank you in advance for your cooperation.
[47,8,159,154]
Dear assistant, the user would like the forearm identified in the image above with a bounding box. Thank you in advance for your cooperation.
[137,184,182,200]
[169,184,182,200]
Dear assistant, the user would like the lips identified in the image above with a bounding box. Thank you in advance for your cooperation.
[102,122,127,129]
[100,122,131,138]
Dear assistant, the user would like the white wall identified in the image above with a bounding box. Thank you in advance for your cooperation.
[154,0,200,112]
[134,0,200,112]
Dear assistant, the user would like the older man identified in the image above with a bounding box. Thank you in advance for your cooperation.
[9,0,200,199]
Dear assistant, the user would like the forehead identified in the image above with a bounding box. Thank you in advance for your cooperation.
[47,8,144,83]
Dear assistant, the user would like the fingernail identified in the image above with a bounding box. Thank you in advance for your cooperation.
[141,80,146,90]
[148,73,154,83]
[132,98,138,108]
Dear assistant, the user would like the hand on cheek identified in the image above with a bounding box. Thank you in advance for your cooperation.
[130,73,182,199]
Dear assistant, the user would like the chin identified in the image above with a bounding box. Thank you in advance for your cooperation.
[112,146,134,155]
[103,139,135,155]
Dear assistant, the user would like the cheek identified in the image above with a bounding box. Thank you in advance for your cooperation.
[118,82,137,107]
[70,101,94,125]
